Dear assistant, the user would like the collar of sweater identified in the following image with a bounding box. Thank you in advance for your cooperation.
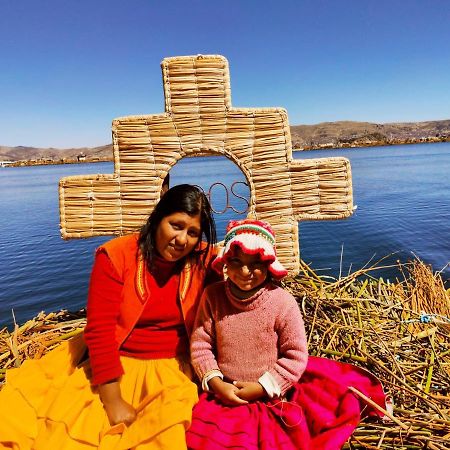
[149,255,178,286]
[225,279,274,310]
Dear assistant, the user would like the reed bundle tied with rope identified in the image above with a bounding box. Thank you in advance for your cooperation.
[1,258,449,449]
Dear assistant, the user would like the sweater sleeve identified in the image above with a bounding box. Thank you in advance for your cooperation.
[269,296,308,395]
[84,250,124,385]
[190,287,221,381]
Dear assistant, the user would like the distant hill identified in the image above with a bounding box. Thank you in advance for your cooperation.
[1,120,449,163]
[0,144,112,163]
[290,119,450,149]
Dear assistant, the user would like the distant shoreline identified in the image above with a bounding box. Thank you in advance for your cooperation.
[297,135,450,151]
[2,119,449,167]
[1,137,449,168]
[0,157,110,168]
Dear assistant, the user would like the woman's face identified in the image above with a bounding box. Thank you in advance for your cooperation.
[226,247,268,297]
[155,211,201,261]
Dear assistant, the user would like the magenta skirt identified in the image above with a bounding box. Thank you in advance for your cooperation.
[186,357,387,450]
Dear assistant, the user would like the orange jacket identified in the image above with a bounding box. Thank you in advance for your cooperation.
[95,233,217,346]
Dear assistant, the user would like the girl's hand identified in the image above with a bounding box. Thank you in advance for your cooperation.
[208,377,248,406]
[98,379,137,426]
[233,381,265,402]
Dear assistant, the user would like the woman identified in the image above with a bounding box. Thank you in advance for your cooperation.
[0,184,218,449]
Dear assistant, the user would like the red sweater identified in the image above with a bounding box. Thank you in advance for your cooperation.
[87,251,186,385]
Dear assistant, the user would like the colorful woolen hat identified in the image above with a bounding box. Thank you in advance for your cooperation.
[212,219,288,279]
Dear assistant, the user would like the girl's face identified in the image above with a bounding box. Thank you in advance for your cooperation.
[155,211,201,261]
[226,247,269,298]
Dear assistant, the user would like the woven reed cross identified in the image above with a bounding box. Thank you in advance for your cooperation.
[59,54,353,274]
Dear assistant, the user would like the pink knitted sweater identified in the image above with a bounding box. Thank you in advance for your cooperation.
[190,280,308,395]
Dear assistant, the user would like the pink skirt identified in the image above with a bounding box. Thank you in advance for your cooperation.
[186,356,386,450]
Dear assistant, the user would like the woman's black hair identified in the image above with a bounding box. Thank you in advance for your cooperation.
[138,184,217,269]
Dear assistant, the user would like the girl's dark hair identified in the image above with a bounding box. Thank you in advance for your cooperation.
[138,184,217,269]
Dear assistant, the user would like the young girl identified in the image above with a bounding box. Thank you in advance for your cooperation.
[187,219,386,450]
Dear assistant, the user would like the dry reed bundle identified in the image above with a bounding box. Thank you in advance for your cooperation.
[0,310,85,377]
[283,259,450,449]
[1,259,449,448]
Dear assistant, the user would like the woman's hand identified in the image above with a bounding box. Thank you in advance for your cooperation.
[103,397,137,426]
[98,379,137,426]
[208,377,248,406]
[233,381,265,402]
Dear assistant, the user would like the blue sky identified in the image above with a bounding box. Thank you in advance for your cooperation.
[1,0,449,148]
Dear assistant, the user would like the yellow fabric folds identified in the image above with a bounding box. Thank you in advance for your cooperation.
[0,339,198,449]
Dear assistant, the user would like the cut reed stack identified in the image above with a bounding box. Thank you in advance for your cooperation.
[283,259,449,449]
[1,258,448,449]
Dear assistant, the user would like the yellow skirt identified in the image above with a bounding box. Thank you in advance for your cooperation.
[0,337,198,449]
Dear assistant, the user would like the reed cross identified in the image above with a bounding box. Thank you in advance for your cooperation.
[59,54,353,274]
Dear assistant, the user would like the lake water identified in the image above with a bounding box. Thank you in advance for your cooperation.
[0,142,449,328]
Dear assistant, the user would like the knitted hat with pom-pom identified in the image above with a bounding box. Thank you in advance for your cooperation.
[212,219,288,279]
